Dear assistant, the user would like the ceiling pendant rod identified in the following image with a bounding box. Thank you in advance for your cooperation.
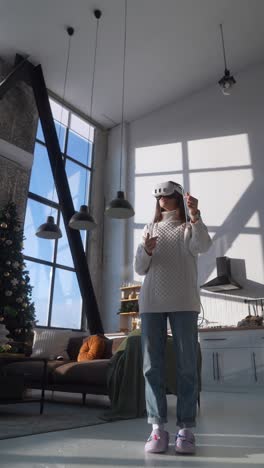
[36,27,74,239]
[105,0,134,219]
[218,23,236,96]
[69,11,101,231]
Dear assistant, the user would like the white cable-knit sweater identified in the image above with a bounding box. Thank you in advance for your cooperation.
[135,210,212,314]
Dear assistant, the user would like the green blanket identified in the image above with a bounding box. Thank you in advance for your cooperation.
[100,331,179,422]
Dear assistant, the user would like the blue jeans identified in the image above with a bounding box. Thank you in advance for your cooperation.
[141,311,198,428]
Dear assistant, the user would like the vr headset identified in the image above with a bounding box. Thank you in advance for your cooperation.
[152,181,183,198]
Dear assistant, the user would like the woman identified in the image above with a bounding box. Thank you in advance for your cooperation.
[135,181,212,455]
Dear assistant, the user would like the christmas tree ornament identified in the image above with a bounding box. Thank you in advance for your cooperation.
[16,297,23,303]
[3,272,10,277]
[5,291,12,296]
[6,261,11,265]
[0,222,8,228]
[11,278,19,286]
[6,240,13,245]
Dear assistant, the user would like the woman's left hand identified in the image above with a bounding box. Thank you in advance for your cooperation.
[185,192,198,216]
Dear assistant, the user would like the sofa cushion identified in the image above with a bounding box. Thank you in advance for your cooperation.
[2,360,67,383]
[78,335,113,362]
[67,335,87,361]
[31,328,73,359]
[53,360,109,386]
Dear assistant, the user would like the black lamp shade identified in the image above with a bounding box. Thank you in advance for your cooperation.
[105,191,135,219]
[69,205,97,230]
[35,216,62,239]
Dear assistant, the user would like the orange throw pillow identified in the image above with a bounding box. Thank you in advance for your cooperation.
[77,334,106,362]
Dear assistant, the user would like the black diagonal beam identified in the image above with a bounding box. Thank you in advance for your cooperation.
[30,65,103,334]
[0,59,104,334]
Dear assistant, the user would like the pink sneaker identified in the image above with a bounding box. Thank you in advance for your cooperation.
[175,428,196,454]
[145,429,169,453]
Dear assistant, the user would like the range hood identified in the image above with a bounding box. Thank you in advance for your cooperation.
[200,256,242,292]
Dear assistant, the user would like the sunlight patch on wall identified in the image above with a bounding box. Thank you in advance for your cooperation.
[135,143,182,174]
[134,173,184,224]
[189,169,253,226]
[134,142,184,224]
[188,134,251,170]
[245,212,260,228]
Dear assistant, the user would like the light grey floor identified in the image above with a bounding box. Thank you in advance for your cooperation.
[0,391,263,467]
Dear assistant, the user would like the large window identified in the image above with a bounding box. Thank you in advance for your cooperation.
[24,98,94,329]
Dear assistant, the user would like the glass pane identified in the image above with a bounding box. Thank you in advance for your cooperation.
[36,121,44,143]
[65,160,91,210]
[67,130,92,166]
[51,269,82,329]
[50,98,69,126]
[70,113,94,142]
[54,121,66,152]
[57,216,86,268]
[35,119,66,152]
[25,261,52,326]
[29,143,58,202]
[24,199,56,262]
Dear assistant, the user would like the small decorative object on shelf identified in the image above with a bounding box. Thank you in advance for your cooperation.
[118,282,142,332]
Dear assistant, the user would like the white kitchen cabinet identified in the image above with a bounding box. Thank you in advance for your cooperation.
[199,328,264,392]
[251,348,264,385]
[201,348,253,389]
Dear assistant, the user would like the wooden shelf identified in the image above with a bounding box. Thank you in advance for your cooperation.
[119,312,138,316]
[119,284,141,332]
[121,298,138,302]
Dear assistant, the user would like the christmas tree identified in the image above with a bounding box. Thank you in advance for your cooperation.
[0,201,36,354]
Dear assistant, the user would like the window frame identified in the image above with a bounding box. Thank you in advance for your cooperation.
[24,97,96,330]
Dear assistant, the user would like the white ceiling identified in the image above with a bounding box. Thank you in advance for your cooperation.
[1,0,264,128]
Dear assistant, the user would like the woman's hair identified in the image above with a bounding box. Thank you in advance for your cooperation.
[153,183,186,223]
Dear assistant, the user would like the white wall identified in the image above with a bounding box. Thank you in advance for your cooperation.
[104,62,264,331]
[102,123,133,332]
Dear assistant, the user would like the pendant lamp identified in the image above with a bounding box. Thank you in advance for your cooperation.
[105,0,134,219]
[69,11,101,231]
[36,26,75,239]
[36,215,62,239]
[218,24,236,95]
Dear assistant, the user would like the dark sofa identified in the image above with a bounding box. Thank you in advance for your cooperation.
[1,335,125,404]
[2,333,202,408]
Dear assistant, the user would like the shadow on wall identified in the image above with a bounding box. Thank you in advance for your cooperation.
[126,66,264,291]
[129,130,264,290]
[223,258,264,300]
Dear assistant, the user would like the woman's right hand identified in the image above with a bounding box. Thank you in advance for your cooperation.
[144,233,158,256]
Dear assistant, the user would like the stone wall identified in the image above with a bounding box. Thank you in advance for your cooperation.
[0,57,38,220]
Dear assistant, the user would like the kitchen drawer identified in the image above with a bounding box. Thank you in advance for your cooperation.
[199,330,252,349]
[249,330,264,348]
